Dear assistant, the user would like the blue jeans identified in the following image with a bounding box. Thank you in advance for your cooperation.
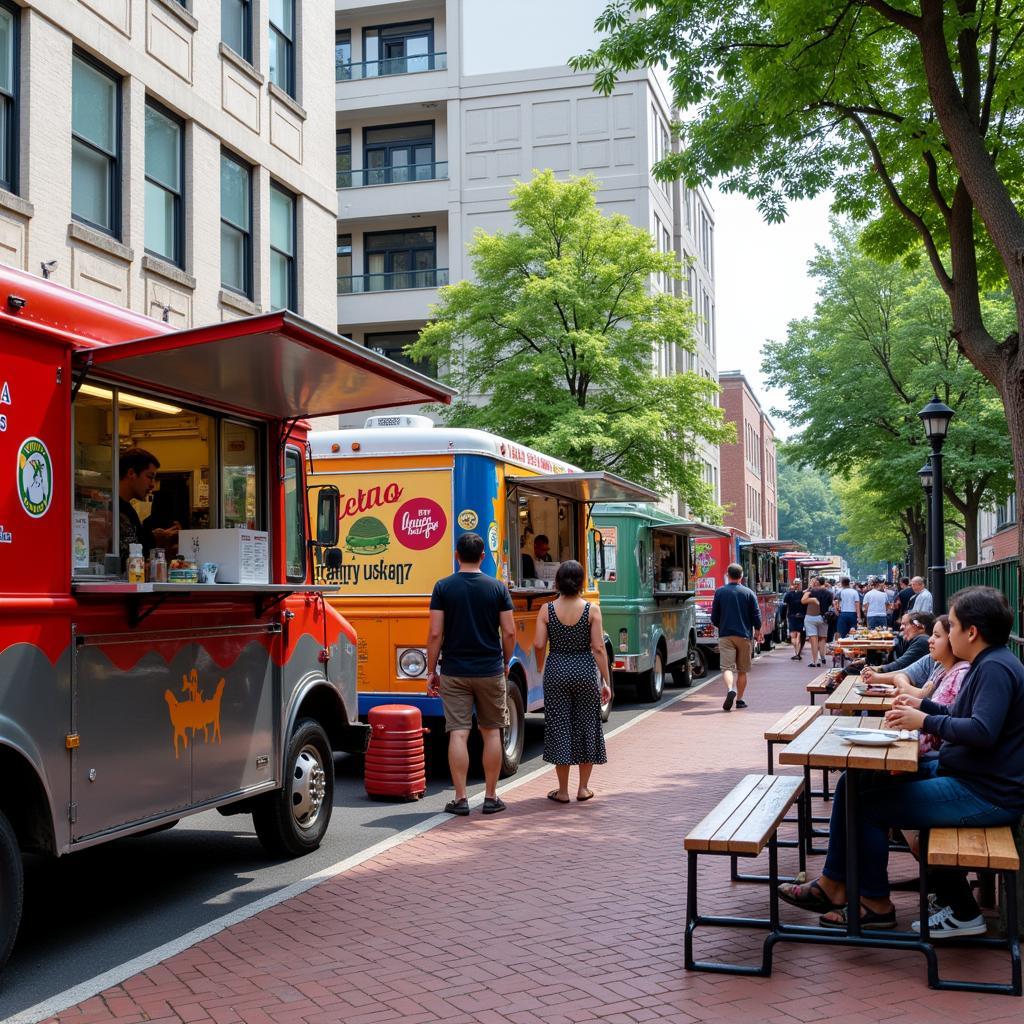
[822,759,1019,899]
[866,615,888,628]
[837,612,858,637]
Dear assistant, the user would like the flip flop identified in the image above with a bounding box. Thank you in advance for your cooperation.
[577,790,595,802]
[819,905,897,930]
[777,878,843,914]
[547,791,570,803]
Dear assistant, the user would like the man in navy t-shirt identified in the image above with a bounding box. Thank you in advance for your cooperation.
[710,563,763,711]
[427,532,516,816]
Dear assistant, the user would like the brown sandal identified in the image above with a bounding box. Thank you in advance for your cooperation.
[777,878,842,913]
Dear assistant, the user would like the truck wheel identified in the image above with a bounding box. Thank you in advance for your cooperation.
[0,810,23,974]
[600,643,615,722]
[638,650,665,703]
[688,646,708,680]
[500,679,526,777]
[671,653,692,688]
[253,719,333,858]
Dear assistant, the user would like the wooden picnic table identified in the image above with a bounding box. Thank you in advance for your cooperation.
[780,714,918,940]
[824,677,899,713]
[833,636,896,652]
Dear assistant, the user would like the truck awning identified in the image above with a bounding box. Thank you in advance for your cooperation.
[74,310,456,420]
[740,538,800,551]
[507,472,660,503]
[652,521,732,539]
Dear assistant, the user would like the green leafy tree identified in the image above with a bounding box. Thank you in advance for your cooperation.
[776,459,843,555]
[763,223,1012,564]
[572,0,1024,566]
[411,170,732,519]
[832,473,921,570]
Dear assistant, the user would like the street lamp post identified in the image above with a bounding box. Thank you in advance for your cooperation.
[918,396,955,612]
[917,462,933,589]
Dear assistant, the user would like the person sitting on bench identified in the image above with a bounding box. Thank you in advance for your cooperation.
[778,586,1024,937]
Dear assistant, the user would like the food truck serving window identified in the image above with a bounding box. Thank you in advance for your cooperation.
[72,384,265,578]
[510,485,578,588]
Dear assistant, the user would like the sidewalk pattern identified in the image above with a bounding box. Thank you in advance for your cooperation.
[45,650,1023,1024]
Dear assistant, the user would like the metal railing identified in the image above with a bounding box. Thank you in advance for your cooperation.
[337,268,449,294]
[947,555,1022,660]
[337,161,448,189]
[336,51,447,81]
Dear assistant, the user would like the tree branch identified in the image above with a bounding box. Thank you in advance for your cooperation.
[858,0,923,32]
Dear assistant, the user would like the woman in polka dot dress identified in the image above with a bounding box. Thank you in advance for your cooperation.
[533,560,612,803]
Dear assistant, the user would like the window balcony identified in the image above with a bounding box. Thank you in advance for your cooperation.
[336,51,447,81]
[338,161,448,189]
[337,268,449,294]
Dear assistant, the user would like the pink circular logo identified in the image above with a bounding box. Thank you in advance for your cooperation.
[393,498,447,550]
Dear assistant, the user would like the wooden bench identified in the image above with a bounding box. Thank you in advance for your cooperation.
[764,704,827,856]
[806,672,831,704]
[684,773,804,976]
[919,826,1021,996]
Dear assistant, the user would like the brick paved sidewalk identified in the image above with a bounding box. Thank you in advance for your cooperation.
[43,649,1023,1024]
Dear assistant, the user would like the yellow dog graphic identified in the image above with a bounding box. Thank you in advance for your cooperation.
[164,669,226,758]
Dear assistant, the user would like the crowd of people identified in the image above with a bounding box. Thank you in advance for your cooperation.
[781,574,935,666]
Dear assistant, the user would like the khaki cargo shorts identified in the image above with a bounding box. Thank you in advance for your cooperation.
[718,635,752,673]
[440,673,508,732]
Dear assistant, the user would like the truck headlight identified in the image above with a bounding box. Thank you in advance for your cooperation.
[397,647,428,678]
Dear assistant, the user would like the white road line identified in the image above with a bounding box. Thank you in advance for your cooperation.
[10,671,721,1024]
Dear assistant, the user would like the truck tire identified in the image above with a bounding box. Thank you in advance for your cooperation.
[671,652,692,688]
[0,809,23,974]
[637,650,665,703]
[500,678,526,777]
[601,643,615,722]
[688,645,708,680]
[253,719,333,858]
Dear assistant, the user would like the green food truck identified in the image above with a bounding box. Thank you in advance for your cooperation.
[591,504,731,702]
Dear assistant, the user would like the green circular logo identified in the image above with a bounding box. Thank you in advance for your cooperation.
[18,437,53,518]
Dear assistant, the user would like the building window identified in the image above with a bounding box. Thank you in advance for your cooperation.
[996,493,1017,529]
[269,0,295,97]
[364,227,437,289]
[336,233,352,286]
[336,129,351,188]
[335,29,352,80]
[220,150,252,298]
[364,121,435,184]
[222,0,252,63]
[144,101,184,267]
[269,182,296,312]
[0,2,18,194]
[72,53,120,237]
[366,330,435,374]
[364,21,434,76]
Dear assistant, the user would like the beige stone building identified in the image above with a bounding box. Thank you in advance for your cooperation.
[333,0,719,508]
[0,0,336,329]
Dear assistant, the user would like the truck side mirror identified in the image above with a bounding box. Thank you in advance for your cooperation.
[315,487,340,547]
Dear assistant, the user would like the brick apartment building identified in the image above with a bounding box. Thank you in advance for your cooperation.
[718,370,778,539]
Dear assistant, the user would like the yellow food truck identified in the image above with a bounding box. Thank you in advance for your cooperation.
[308,418,657,775]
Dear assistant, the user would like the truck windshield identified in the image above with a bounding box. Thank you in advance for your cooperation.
[72,385,263,578]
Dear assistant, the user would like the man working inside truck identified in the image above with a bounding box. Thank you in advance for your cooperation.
[118,447,179,568]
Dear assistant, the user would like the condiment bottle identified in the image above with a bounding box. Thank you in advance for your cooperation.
[127,543,145,584]
[154,548,167,582]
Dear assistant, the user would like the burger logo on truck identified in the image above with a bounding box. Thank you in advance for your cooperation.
[345,516,391,555]
[17,437,53,519]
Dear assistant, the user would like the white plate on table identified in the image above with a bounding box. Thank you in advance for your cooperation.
[854,683,896,696]
[835,728,900,746]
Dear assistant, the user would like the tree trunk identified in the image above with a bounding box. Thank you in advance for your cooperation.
[999,351,1024,643]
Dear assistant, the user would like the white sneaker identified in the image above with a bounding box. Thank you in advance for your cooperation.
[911,902,987,939]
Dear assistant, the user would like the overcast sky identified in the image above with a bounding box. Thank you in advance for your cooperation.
[711,190,835,435]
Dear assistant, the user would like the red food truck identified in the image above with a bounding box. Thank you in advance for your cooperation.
[691,529,798,658]
[0,266,453,972]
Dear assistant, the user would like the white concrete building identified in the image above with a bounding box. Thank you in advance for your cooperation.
[0,0,336,329]
[333,0,720,508]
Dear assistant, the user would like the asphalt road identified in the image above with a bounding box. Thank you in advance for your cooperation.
[0,681,710,1020]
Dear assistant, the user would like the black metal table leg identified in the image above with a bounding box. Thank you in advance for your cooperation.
[846,768,861,938]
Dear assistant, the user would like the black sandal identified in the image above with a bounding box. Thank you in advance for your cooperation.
[819,904,897,930]
[482,796,507,815]
[777,878,843,914]
[444,798,470,816]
